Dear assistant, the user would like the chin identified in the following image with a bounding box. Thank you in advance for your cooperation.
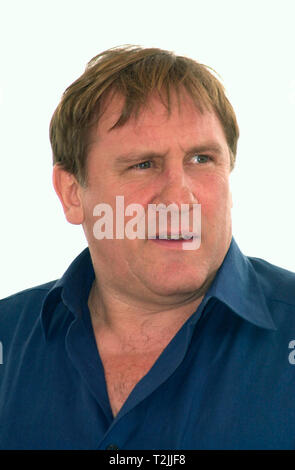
[146,272,208,298]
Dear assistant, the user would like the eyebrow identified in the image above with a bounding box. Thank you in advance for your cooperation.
[113,143,225,166]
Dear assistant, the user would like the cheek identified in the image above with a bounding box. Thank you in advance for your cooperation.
[197,176,232,220]
[81,189,110,243]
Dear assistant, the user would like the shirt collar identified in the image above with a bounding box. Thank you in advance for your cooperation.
[205,237,277,330]
[41,248,94,339]
[41,237,277,339]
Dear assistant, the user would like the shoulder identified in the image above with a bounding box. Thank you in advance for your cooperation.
[0,280,57,305]
[248,256,295,307]
[0,281,58,331]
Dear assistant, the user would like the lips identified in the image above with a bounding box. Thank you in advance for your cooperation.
[154,234,194,240]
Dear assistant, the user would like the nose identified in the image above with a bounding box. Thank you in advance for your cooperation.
[151,167,198,207]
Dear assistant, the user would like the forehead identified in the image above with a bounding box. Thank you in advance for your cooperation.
[92,90,227,150]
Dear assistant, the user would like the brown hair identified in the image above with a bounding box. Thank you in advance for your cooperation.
[50,45,239,186]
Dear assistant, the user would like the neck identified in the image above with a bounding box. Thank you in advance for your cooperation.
[87,276,211,345]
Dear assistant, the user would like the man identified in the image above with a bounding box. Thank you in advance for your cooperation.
[0,45,295,450]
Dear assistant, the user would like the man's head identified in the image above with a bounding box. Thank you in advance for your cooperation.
[51,46,239,308]
[50,45,239,187]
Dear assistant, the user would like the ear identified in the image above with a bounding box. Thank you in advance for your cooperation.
[52,164,84,225]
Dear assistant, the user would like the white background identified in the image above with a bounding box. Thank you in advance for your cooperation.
[1,0,294,299]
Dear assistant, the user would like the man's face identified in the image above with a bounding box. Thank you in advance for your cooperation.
[81,91,233,307]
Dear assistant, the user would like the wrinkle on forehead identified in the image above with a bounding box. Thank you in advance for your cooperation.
[96,87,210,135]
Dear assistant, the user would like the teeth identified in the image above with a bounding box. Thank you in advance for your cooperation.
[156,234,194,240]
[160,235,182,240]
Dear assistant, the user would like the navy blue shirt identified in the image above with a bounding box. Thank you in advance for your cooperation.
[1,237,295,450]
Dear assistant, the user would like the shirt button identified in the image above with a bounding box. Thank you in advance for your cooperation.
[106,443,120,450]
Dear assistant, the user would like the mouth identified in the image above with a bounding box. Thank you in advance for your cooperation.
[149,234,197,250]
[155,232,195,240]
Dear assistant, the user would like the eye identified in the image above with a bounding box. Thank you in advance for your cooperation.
[131,160,152,170]
[192,154,211,164]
